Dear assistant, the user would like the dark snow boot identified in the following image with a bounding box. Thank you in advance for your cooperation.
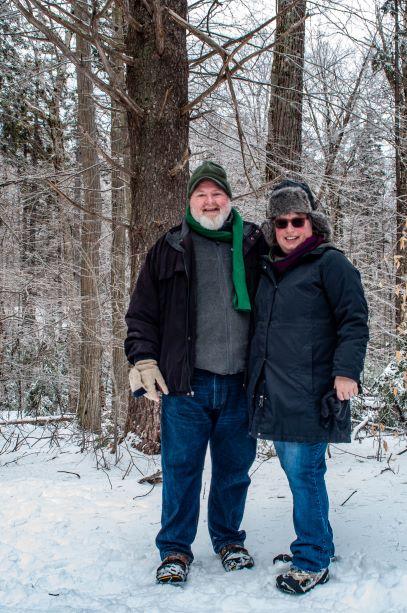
[156,554,190,584]
[276,566,329,595]
[219,545,254,572]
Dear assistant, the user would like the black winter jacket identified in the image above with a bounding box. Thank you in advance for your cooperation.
[125,220,268,394]
[247,244,369,443]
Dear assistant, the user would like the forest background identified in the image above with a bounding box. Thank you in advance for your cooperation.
[0,0,406,453]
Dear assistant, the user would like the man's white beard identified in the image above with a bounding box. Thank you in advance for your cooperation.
[194,206,232,230]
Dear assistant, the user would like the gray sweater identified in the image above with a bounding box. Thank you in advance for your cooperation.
[191,232,250,375]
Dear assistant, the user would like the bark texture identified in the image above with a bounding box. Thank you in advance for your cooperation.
[125,0,189,453]
[76,5,103,432]
[394,0,407,335]
[266,0,306,182]
[110,4,129,437]
[49,57,81,415]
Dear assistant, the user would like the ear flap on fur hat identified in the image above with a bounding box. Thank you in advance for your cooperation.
[308,211,332,241]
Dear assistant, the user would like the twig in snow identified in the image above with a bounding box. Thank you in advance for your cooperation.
[57,470,81,478]
[340,490,357,506]
[122,461,133,480]
[1,451,41,466]
[397,447,407,456]
[121,437,145,479]
[329,445,370,460]
[250,456,273,478]
[101,468,113,490]
[378,454,395,476]
[133,484,155,499]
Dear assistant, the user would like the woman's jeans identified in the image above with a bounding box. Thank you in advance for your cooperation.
[156,369,257,562]
[274,441,334,572]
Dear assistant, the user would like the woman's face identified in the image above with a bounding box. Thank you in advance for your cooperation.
[274,212,313,255]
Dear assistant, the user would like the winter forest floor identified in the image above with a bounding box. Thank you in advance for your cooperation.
[0,420,406,613]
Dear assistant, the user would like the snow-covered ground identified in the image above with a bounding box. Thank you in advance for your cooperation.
[0,421,406,613]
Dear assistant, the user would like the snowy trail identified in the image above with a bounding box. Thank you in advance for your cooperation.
[0,427,406,613]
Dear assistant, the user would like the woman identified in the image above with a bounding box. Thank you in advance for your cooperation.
[247,179,369,595]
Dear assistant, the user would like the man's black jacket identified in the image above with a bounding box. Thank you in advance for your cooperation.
[125,220,267,394]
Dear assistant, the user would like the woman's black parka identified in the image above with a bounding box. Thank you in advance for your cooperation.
[247,243,369,443]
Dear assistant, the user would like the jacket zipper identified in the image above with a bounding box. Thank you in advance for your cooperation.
[183,252,194,396]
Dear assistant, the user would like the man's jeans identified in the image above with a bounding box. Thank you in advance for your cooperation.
[274,441,334,572]
[156,369,257,562]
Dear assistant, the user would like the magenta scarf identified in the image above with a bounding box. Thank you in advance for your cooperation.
[270,235,326,275]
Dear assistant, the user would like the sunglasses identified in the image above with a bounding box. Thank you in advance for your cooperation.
[274,217,307,229]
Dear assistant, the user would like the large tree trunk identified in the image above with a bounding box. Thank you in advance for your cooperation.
[76,5,103,432]
[394,0,407,336]
[110,4,129,440]
[125,0,189,453]
[266,0,306,182]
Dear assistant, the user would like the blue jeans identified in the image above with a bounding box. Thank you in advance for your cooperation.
[274,441,334,572]
[156,369,257,561]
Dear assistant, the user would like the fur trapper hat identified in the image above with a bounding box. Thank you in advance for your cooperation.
[263,179,332,245]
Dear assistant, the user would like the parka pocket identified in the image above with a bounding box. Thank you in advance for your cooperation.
[290,342,313,396]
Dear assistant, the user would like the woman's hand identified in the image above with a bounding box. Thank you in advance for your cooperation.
[334,376,358,401]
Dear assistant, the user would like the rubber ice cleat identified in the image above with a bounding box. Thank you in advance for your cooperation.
[276,566,329,594]
[219,545,254,572]
[156,554,190,584]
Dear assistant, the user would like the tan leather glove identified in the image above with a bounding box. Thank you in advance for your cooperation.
[129,366,144,395]
[135,359,169,402]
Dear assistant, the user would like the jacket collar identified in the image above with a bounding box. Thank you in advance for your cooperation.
[261,243,342,281]
[165,217,260,252]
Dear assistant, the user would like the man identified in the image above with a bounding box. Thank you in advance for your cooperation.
[125,161,267,584]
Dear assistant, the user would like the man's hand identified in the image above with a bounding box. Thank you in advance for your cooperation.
[135,359,169,402]
[334,376,358,401]
[129,366,143,394]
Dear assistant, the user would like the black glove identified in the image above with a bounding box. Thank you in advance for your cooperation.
[320,389,349,430]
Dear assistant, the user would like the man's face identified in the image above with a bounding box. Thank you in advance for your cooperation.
[275,212,313,254]
[189,180,231,230]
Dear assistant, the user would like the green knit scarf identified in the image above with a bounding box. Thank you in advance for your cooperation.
[185,206,251,312]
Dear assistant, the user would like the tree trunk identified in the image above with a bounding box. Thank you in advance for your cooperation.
[76,4,103,432]
[394,0,407,336]
[125,0,189,453]
[266,0,306,182]
[110,4,129,440]
[48,56,81,415]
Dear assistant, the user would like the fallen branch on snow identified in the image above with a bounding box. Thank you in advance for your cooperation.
[57,470,80,479]
[351,418,405,437]
[0,415,75,427]
[340,490,357,506]
[352,417,369,440]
